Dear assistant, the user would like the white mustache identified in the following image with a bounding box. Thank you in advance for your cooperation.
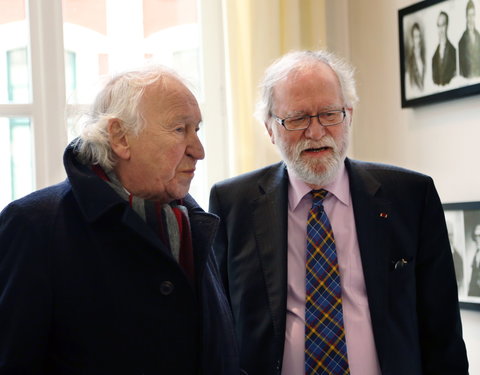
[295,138,336,152]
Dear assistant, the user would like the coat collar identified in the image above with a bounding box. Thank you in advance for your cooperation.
[63,141,219,274]
[184,194,220,277]
[63,141,128,223]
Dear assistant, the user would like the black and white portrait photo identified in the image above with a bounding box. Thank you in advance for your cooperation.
[399,0,480,107]
[464,213,480,298]
[445,210,467,297]
[443,202,480,308]
[432,10,457,85]
[407,22,427,91]
[459,0,480,78]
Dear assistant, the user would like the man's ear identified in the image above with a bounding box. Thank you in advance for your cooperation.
[265,120,276,145]
[108,119,130,160]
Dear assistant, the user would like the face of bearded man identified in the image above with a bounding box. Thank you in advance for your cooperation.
[266,61,352,189]
[273,121,350,187]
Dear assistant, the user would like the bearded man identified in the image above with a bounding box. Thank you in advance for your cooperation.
[209,50,468,375]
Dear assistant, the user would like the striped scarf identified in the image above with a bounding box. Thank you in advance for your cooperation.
[92,165,195,284]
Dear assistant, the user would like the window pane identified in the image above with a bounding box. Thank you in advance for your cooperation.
[0,0,31,104]
[0,117,34,209]
[65,50,77,101]
[144,0,202,98]
[62,0,202,104]
[7,48,30,102]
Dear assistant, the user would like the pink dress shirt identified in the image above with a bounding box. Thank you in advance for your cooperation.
[281,164,381,375]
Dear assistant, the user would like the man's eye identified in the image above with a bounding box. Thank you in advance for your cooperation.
[290,117,306,123]
[322,112,336,118]
[174,126,186,133]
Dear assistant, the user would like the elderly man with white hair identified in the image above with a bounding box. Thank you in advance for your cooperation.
[0,65,240,375]
[209,50,468,375]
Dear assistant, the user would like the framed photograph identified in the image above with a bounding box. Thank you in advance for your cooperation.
[443,201,480,310]
[398,0,480,107]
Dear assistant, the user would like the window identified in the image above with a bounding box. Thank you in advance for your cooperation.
[6,49,33,203]
[7,48,30,103]
[0,0,229,210]
[0,2,33,209]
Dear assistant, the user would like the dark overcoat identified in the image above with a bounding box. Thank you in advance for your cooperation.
[0,143,239,375]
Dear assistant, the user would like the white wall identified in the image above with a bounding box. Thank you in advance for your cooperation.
[325,0,480,373]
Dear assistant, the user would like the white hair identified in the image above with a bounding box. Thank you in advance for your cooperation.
[74,65,189,170]
[254,50,359,124]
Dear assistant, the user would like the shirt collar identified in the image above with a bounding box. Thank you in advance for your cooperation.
[287,162,351,211]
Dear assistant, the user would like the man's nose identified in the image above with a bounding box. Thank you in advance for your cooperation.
[188,132,205,160]
[304,116,327,139]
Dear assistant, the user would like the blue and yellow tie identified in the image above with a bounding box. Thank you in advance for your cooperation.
[305,189,349,375]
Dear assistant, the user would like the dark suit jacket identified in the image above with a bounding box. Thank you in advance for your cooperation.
[0,142,239,375]
[209,159,468,375]
[432,39,457,85]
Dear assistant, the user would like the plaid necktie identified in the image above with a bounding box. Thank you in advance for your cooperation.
[305,189,349,374]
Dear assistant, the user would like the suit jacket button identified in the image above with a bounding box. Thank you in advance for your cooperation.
[160,281,174,295]
[275,359,281,371]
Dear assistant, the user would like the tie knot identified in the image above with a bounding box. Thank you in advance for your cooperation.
[310,189,328,209]
[311,189,328,201]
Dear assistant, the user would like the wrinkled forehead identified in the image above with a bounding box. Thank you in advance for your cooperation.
[147,76,195,99]
[142,77,198,110]
[137,76,201,127]
[285,60,335,81]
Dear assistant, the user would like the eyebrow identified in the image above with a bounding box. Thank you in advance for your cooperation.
[284,105,343,117]
[168,113,202,123]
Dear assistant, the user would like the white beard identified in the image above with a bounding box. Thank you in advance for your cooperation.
[275,126,350,187]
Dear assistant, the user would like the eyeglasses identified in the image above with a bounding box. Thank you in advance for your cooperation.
[272,108,346,131]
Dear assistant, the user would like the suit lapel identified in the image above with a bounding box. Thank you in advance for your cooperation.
[251,163,289,341]
[248,160,396,365]
[346,159,392,370]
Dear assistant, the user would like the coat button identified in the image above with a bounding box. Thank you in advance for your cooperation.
[275,359,281,372]
[160,281,174,295]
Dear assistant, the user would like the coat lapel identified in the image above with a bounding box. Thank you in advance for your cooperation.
[184,194,219,280]
[66,149,171,258]
[122,194,219,271]
[346,159,392,370]
[251,163,289,341]
[121,207,171,256]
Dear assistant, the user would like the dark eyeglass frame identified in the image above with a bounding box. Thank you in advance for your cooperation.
[272,108,346,131]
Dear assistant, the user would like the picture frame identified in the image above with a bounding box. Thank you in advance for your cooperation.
[443,201,480,310]
[398,0,480,108]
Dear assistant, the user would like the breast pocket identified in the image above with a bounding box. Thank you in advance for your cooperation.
[389,256,416,309]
